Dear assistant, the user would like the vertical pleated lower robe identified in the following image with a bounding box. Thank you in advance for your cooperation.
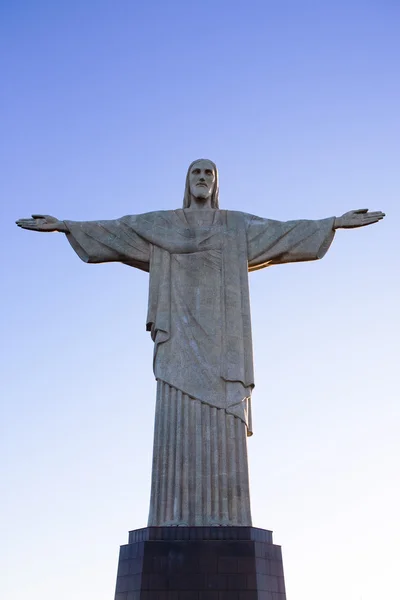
[148,382,252,526]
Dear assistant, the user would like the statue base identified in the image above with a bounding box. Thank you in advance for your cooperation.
[114,526,287,599]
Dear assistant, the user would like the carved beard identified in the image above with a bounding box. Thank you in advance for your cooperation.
[191,186,212,201]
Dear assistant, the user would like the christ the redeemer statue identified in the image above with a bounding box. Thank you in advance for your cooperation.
[16,159,385,527]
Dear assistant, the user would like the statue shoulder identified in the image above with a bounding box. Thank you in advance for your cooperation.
[225,209,258,217]
[120,210,176,223]
[224,210,260,225]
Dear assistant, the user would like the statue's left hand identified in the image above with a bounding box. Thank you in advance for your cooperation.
[334,209,385,229]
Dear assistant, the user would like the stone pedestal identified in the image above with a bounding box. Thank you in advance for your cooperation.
[114,526,287,599]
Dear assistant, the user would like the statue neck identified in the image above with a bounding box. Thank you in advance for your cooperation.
[187,195,213,211]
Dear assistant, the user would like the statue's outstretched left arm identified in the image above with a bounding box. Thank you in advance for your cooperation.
[246,208,385,271]
[333,208,385,229]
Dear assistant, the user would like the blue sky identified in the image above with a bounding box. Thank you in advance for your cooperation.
[2,2,399,599]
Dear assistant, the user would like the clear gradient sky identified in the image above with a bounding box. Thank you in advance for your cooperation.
[2,2,399,599]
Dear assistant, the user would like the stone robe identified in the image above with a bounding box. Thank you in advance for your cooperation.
[65,209,335,526]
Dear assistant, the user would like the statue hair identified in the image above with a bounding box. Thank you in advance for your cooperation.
[182,159,220,209]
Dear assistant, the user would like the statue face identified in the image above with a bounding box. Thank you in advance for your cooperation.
[189,160,216,202]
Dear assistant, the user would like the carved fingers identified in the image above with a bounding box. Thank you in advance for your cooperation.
[339,209,386,228]
[15,214,60,232]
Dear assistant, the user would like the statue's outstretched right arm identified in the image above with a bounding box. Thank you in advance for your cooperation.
[16,213,150,271]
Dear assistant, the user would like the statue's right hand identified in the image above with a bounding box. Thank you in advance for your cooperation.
[15,214,67,232]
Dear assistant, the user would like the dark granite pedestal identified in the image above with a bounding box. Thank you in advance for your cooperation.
[114,527,287,600]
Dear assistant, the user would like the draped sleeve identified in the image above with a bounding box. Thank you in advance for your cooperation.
[64,215,151,272]
[245,214,336,271]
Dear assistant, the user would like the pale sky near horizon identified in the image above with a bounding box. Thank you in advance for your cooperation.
[1,2,399,599]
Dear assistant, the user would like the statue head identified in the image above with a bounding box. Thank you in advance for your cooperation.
[182,159,219,209]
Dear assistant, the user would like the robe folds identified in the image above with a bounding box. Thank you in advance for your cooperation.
[65,209,335,526]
